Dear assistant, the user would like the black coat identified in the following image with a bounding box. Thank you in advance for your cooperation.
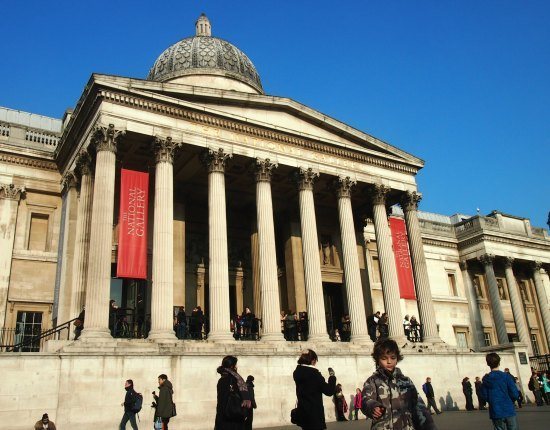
[215,373,251,430]
[156,380,175,419]
[123,387,137,413]
[293,365,336,430]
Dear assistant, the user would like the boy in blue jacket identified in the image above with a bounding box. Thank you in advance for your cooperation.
[480,353,520,430]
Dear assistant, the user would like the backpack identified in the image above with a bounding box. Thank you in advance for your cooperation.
[132,392,143,413]
[528,378,535,391]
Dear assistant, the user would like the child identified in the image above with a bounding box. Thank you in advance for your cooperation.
[479,353,519,430]
[361,338,437,430]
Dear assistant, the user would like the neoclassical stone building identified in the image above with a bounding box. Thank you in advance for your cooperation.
[0,14,549,429]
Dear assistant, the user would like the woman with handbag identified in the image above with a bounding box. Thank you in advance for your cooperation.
[292,349,336,430]
[215,355,252,430]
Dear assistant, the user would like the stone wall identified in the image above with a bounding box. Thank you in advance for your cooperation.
[0,343,532,430]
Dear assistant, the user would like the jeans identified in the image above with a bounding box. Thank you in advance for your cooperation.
[119,411,138,429]
[427,397,441,414]
[492,416,518,430]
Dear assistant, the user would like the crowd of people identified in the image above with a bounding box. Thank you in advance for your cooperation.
[366,311,423,343]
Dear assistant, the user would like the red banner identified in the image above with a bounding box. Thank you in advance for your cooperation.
[117,169,149,279]
[389,217,416,299]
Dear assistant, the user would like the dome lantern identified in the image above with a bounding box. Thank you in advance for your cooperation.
[195,13,211,37]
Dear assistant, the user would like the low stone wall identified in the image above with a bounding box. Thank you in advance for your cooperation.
[0,341,532,430]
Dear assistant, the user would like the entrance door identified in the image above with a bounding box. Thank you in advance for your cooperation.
[323,282,344,338]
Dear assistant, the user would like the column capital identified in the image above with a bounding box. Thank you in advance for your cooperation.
[459,260,469,271]
[75,150,93,177]
[254,158,277,182]
[368,183,391,205]
[478,253,495,266]
[153,136,180,164]
[531,261,543,272]
[294,167,319,191]
[0,183,26,201]
[91,123,125,153]
[61,171,79,193]
[503,256,515,268]
[332,176,356,199]
[201,148,232,173]
[400,190,422,212]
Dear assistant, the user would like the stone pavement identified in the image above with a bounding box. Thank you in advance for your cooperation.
[260,407,549,430]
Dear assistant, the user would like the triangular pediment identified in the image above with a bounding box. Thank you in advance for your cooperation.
[64,74,424,171]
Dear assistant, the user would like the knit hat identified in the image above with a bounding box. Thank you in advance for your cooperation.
[42,413,49,420]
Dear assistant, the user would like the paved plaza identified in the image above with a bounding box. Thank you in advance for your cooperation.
[263,408,549,430]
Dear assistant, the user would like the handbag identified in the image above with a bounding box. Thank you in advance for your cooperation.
[290,402,302,426]
[171,401,177,417]
[224,383,246,421]
[153,417,162,430]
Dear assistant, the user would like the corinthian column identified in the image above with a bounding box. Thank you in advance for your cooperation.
[369,184,405,342]
[459,260,485,349]
[532,261,550,347]
[0,183,25,329]
[69,151,94,321]
[295,168,329,342]
[333,177,370,343]
[149,137,179,341]
[254,159,284,341]
[82,124,125,340]
[503,257,531,353]
[201,148,233,341]
[479,254,508,344]
[401,191,442,343]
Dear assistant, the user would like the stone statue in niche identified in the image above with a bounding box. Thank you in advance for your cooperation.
[321,237,332,266]
[496,278,506,300]
[472,277,483,298]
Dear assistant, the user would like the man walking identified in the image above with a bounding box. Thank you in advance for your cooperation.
[120,379,139,430]
[422,377,442,415]
[528,369,544,406]
[480,353,519,430]
[154,374,176,430]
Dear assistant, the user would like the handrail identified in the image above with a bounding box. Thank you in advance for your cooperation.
[0,318,78,352]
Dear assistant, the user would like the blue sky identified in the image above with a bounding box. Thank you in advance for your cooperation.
[1,1,549,228]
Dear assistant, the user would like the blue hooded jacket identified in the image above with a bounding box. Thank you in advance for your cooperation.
[479,370,519,419]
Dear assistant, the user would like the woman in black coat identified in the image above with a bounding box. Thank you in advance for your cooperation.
[215,355,252,430]
[462,377,475,411]
[245,375,257,430]
[293,349,337,430]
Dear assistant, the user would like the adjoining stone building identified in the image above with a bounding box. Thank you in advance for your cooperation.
[0,14,548,429]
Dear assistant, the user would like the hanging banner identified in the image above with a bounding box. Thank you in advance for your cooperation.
[117,169,149,279]
[389,217,416,299]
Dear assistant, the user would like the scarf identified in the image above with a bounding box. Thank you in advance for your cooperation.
[217,366,252,407]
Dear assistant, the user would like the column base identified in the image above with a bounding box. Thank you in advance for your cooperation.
[80,327,113,342]
[422,335,445,345]
[207,331,235,343]
[350,334,374,345]
[148,330,178,343]
[260,332,285,342]
[305,332,331,343]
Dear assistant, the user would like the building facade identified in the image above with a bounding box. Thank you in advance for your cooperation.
[1,15,549,355]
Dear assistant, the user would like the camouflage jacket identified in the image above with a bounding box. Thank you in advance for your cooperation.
[361,367,437,430]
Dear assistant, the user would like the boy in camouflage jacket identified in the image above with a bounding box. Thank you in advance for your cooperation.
[361,339,437,430]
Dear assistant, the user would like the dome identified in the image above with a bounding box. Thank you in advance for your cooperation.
[147,14,263,94]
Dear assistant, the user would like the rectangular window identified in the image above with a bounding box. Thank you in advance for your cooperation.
[455,330,468,349]
[531,334,540,356]
[27,213,49,251]
[15,311,43,352]
[371,256,381,283]
[447,273,458,296]
[484,332,492,347]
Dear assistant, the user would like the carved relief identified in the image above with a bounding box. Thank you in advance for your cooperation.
[254,158,277,182]
[91,123,125,153]
[294,167,319,191]
[200,148,232,173]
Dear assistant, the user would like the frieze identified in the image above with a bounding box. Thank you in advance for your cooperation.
[458,233,550,252]
[0,153,57,171]
[97,90,419,174]
[422,238,458,249]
